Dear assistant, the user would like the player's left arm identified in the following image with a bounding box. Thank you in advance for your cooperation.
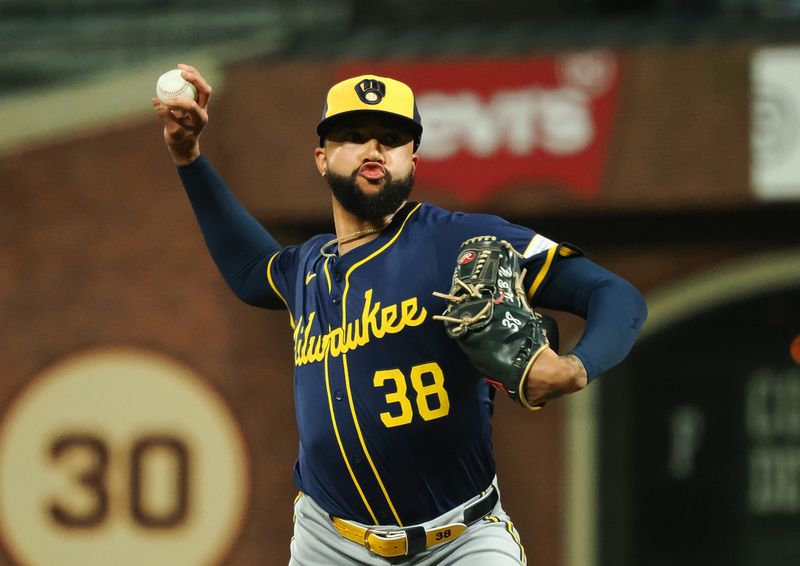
[523,256,648,405]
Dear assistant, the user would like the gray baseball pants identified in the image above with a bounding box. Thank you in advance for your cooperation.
[289,480,527,565]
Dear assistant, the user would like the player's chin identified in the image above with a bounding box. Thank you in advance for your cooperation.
[357,177,386,194]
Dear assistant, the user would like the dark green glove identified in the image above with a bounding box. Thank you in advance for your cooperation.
[433,236,558,410]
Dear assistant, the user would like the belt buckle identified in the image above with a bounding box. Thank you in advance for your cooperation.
[362,528,388,553]
[363,528,406,556]
[363,528,373,553]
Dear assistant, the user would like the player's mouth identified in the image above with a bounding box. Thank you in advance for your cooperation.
[359,163,385,181]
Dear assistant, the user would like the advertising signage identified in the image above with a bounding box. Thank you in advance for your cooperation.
[338,52,619,203]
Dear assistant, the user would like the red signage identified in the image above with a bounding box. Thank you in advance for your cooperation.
[338,53,619,203]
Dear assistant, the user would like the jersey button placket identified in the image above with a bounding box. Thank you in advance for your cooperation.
[328,259,387,522]
[332,259,344,286]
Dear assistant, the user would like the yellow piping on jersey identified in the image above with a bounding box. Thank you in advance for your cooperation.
[324,339,379,524]
[525,244,578,302]
[323,256,332,293]
[267,251,295,329]
[526,245,558,302]
[335,201,422,526]
[343,354,404,526]
[341,202,423,317]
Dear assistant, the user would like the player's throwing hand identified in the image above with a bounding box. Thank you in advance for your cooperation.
[152,63,212,166]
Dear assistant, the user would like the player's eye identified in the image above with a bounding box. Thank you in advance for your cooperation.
[344,131,366,143]
[380,132,402,146]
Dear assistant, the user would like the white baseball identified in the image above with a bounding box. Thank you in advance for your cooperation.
[156,69,198,102]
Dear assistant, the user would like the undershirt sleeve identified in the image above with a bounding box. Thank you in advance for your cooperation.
[177,155,285,309]
[535,256,648,382]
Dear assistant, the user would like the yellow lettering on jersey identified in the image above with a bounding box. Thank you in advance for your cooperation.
[362,289,383,339]
[294,289,427,367]
[381,304,399,333]
[311,333,328,364]
[301,312,317,363]
[401,297,426,326]
[345,320,361,352]
[329,327,344,357]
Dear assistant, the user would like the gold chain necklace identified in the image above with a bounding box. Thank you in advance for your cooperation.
[319,226,384,258]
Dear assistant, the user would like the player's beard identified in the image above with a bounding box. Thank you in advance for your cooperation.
[326,168,414,221]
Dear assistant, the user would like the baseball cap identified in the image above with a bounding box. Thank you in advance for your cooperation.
[317,75,423,151]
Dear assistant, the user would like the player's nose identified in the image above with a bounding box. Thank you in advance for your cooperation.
[360,138,385,162]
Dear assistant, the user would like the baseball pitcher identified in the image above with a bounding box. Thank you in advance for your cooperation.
[153,65,647,565]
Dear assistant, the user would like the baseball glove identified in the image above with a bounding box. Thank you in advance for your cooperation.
[433,236,559,410]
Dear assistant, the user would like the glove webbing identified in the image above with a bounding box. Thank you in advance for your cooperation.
[432,239,528,334]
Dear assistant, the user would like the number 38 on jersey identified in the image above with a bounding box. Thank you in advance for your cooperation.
[374,362,450,428]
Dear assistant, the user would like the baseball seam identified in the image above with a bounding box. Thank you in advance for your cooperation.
[159,83,193,97]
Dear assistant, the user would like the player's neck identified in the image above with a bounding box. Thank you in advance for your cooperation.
[330,198,398,256]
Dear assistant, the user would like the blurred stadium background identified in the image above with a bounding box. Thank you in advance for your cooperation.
[1,0,799,564]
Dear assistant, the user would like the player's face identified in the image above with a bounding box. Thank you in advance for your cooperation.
[315,115,419,220]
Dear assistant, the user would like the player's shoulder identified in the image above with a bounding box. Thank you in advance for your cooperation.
[412,202,507,229]
[411,202,522,240]
[273,233,334,266]
[411,202,561,262]
[302,233,335,253]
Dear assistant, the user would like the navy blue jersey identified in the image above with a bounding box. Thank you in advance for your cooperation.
[266,202,562,526]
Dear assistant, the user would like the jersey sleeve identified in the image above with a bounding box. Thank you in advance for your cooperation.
[535,256,647,381]
[434,210,581,304]
[265,245,303,328]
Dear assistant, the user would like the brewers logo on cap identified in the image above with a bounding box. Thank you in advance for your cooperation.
[317,74,423,151]
[355,79,385,105]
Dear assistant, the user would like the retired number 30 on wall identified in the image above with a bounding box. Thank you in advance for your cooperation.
[0,349,250,566]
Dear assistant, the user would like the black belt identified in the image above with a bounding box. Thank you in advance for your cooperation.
[463,485,499,524]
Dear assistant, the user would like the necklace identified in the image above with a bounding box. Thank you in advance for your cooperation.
[320,226,384,258]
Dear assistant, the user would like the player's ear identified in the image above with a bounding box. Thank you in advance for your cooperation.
[314,147,327,177]
[411,153,419,173]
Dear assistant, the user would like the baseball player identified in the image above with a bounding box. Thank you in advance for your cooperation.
[153,65,647,565]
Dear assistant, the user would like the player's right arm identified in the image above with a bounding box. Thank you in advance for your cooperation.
[152,64,285,308]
